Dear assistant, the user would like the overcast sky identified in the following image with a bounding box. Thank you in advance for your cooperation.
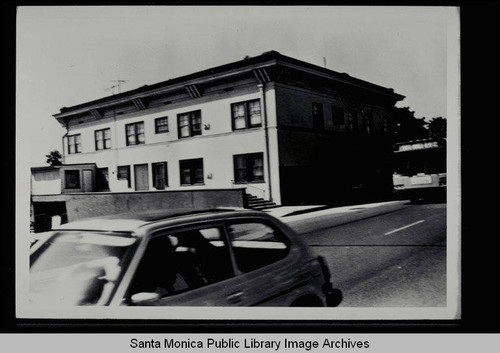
[17,6,459,167]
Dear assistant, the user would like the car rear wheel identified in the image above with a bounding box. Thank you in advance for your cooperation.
[290,294,324,307]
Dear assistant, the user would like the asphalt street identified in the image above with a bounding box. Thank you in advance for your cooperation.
[281,202,447,307]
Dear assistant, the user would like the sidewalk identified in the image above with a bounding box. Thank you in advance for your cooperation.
[264,200,409,234]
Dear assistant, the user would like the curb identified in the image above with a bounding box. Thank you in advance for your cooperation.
[278,201,409,234]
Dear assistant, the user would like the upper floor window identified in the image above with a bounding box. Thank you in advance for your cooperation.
[332,106,345,125]
[347,109,358,132]
[233,153,264,183]
[231,99,262,130]
[95,128,111,150]
[177,110,201,138]
[179,158,204,185]
[155,117,169,134]
[67,134,81,154]
[312,102,324,131]
[382,116,390,133]
[126,122,145,146]
[363,112,374,134]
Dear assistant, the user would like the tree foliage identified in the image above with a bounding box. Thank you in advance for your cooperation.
[391,107,447,142]
[45,150,62,166]
[425,117,447,139]
[391,107,427,142]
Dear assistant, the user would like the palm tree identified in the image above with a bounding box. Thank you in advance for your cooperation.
[45,150,62,166]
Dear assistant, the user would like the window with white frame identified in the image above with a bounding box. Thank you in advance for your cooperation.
[233,153,264,183]
[179,158,204,185]
[231,99,261,130]
[155,117,169,134]
[126,122,145,146]
[95,128,111,150]
[177,111,201,138]
[117,165,131,188]
[67,134,81,154]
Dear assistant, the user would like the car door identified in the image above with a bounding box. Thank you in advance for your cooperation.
[123,223,254,306]
[224,218,308,306]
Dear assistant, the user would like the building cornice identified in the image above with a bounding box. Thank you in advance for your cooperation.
[53,51,405,123]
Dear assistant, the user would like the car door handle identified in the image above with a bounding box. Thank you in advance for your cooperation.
[227,291,244,304]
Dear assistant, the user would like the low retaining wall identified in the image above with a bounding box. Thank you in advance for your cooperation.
[33,188,246,222]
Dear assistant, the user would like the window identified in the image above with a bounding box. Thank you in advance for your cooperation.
[126,122,145,146]
[231,99,262,130]
[362,112,374,134]
[312,103,324,130]
[64,170,80,189]
[332,106,345,125]
[126,227,233,301]
[117,165,131,188]
[177,110,201,138]
[155,117,169,134]
[227,221,290,273]
[67,134,81,154]
[233,153,264,183]
[382,116,390,133]
[95,128,111,150]
[152,162,168,190]
[347,109,358,132]
[179,158,204,185]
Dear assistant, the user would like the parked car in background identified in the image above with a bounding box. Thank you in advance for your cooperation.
[30,208,342,307]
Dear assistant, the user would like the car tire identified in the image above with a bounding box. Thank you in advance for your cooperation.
[290,294,323,307]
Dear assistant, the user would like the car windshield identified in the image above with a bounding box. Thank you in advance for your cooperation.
[30,231,137,306]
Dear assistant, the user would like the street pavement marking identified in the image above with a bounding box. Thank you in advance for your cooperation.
[384,220,425,235]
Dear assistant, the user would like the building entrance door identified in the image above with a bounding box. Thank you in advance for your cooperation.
[134,164,149,191]
[82,169,93,192]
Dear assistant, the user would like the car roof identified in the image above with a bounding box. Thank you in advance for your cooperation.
[54,208,269,233]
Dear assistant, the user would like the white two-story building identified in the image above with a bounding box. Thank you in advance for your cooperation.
[32,51,404,231]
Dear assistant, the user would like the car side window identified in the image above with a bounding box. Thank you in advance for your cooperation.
[227,221,290,273]
[126,226,233,302]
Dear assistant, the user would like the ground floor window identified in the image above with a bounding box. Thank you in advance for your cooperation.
[179,158,204,185]
[153,162,168,190]
[117,165,131,188]
[64,170,80,189]
[233,153,264,183]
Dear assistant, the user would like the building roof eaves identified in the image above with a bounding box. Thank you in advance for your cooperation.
[54,50,404,119]
[276,56,405,100]
[53,53,281,119]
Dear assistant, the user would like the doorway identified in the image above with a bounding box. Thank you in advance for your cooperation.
[134,164,149,191]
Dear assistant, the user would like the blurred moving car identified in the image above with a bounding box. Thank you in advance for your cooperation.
[30,208,342,307]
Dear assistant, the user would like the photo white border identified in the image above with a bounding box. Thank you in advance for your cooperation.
[15,6,461,321]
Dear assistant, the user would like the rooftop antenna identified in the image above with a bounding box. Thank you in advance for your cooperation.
[323,57,327,68]
[105,79,128,95]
